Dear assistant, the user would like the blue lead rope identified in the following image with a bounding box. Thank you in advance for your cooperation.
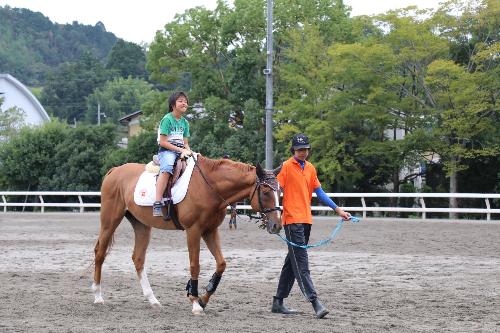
[276,216,360,249]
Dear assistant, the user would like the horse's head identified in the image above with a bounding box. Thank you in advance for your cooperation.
[249,163,282,234]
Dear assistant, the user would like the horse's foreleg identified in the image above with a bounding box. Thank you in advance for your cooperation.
[186,227,203,315]
[199,229,226,309]
[131,220,161,307]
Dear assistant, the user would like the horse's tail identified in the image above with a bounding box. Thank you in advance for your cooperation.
[87,233,115,271]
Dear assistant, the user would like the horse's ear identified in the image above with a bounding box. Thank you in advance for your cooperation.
[273,163,282,176]
[256,162,265,178]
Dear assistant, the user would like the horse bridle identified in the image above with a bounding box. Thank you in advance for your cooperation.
[192,155,281,227]
[249,175,282,229]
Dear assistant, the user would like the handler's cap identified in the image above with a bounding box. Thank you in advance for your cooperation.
[291,133,311,150]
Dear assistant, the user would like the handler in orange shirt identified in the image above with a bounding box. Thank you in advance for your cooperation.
[271,133,351,319]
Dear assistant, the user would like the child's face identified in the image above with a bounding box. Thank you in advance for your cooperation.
[294,148,309,161]
[173,96,189,114]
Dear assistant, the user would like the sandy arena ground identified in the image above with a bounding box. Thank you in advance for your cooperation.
[0,212,499,332]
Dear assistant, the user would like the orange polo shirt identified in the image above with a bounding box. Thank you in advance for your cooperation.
[276,157,321,225]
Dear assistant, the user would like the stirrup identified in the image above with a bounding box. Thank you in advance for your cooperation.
[153,201,163,217]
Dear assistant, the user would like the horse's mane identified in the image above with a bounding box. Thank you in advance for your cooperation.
[199,155,254,173]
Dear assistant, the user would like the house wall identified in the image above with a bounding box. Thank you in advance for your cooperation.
[128,117,143,137]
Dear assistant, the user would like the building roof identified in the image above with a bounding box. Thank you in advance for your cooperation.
[0,74,50,124]
[118,110,143,125]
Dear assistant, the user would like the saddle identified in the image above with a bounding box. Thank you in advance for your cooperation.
[150,155,189,230]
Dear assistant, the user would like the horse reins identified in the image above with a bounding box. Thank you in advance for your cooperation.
[191,154,281,227]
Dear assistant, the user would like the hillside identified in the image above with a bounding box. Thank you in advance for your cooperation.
[0,5,118,86]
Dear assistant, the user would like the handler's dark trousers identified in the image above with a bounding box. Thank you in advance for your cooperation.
[275,223,318,302]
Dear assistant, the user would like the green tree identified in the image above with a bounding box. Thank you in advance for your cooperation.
[418,58,498,187]
[147,1,234,100]
[85,77,153,124]
[0,121,118,191]
[40,51,113,123]
[39,124,117,190]
[0,97,26,142]
[0,6,117,85]
[102,130,158,173]
[106,39,147,79]
[0,121,67,190]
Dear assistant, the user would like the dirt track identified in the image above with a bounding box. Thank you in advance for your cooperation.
[1,213,499,332]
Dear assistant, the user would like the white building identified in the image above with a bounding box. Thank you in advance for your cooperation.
[0,74,50,126]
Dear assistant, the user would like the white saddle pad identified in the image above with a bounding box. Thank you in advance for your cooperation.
[133,154,197,206]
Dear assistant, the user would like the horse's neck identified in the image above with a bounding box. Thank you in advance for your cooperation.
[200,158,255,204]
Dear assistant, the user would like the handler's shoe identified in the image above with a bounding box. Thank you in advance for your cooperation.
[153,201,163,217]
[311,298,329,319]
[271,297,297,314]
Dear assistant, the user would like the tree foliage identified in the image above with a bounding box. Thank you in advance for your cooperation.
[84,77,153,124]
[0,97,26,142]
[274,0,499,193]
[39,51,114,123]
[0,122,117,191]
[0,5,117,85]
[106,39,147,79]
[1,0,497,196]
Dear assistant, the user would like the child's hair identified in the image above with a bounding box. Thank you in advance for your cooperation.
[168,91,189,112]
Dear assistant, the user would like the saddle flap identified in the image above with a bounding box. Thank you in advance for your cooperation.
[171,158,188,184]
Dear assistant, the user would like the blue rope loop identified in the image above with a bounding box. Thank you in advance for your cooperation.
[276,216,360,249]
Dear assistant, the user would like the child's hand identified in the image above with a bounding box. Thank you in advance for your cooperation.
[180,149,192,160]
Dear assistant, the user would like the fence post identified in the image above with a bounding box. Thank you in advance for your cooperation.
[79,195,84,213]
[361,197,366,219]
[39,195,44,213]
[419,197,426,219]
[485,198,491,221]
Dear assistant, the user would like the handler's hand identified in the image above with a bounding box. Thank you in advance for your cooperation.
[335,207,352,221]
[180,149,192,160]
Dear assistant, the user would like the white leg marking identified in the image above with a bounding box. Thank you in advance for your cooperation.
[140,269,161,307]
[92,282,104,304]
[192,300,204,315]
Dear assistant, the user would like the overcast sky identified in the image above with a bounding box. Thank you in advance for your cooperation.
[0,0,443,44]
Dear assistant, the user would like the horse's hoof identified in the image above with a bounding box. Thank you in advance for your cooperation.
[151,301,162,308]
[192,301,204,315]
[94,297,104,304]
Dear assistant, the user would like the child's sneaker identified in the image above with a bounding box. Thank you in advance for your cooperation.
[153,201,163,217]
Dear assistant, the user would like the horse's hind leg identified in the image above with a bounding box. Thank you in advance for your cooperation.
[129,214,161,307]
[92,207,124,304]
[199,229,226,308]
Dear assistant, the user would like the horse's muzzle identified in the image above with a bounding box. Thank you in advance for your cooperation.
[267,221,282,234]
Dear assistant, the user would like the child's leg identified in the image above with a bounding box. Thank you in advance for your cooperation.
[154,150,177,216]
[155,172,170,202]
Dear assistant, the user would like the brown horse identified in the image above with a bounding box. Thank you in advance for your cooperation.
[92,155,282,314]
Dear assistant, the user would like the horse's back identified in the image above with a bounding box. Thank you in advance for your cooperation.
[101,163,145,198]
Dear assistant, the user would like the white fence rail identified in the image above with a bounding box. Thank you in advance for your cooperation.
[1,191,499,220]
[0,191,101,213]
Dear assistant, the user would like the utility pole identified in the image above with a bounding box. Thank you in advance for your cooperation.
[97,103,106,125]
[264,0,274,169]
